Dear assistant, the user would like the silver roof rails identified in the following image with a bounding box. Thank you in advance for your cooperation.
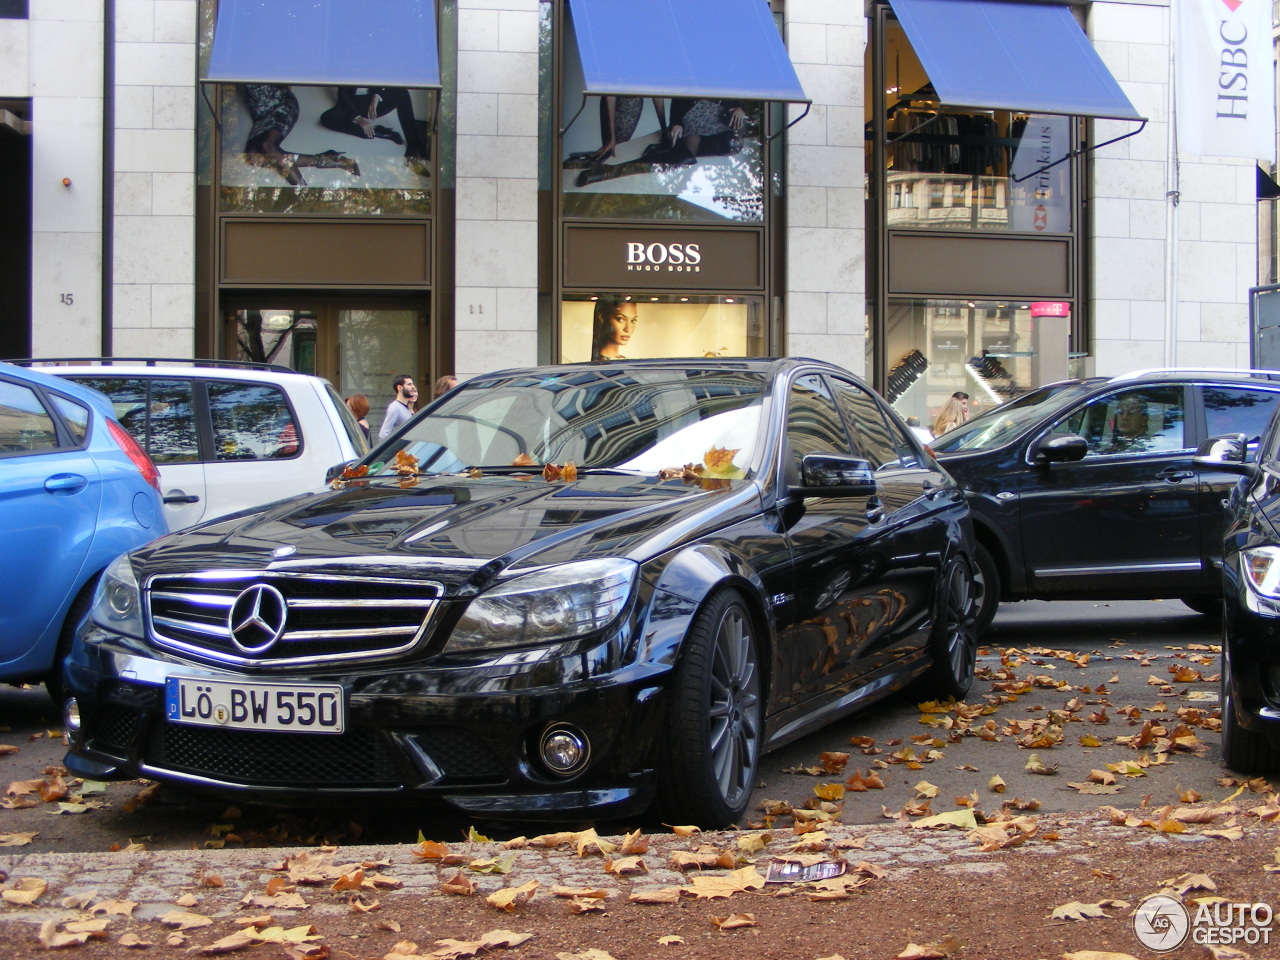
[1109,367,1280,382]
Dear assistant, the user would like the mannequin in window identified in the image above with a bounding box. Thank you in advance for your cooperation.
[241,85,361,186]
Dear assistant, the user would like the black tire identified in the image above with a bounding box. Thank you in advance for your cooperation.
[657,589,762,828]
[916,557,979,701]
[971,542,1000,635]
[47,579,95,706]
[1220,650,1280,774]
[1182,597,1222,617]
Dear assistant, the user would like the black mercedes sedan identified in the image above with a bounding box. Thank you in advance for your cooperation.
[63,358,976,827]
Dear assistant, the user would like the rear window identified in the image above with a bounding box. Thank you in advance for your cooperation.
[70,376,200,464]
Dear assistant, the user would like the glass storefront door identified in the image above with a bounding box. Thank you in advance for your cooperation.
[226,299,427,439]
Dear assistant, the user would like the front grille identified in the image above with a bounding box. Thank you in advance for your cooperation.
[147,723,400,786]
[146,572,442,667]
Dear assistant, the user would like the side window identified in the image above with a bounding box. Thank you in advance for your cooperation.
[209,381,299,461]
[786,375,852,473]
[0,381,60,454]
[1058,387,1187,458]
[831,378,909,469]
[71,376,149,437]
[48,395,91,445]
[71,376,199,464]
[146,380,200,464]
[1203,388,1280,462]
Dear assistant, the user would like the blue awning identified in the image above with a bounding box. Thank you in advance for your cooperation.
[567,0,807,103]
[888,0,1142,121]
[205,0,440,89]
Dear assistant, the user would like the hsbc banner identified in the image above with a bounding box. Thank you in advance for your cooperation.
[1176,0,1276,161]
[1010,115,1072,234]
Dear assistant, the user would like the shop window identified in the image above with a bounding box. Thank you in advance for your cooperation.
[559,295,764,364]
[215,84,434,216]
[560,93,767,223]
[876,17,1075,235]
[885,298,1054,432]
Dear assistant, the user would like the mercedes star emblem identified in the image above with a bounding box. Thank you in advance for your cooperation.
[227,584,288,654]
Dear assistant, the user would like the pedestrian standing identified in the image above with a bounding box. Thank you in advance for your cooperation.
[378,375,417,441]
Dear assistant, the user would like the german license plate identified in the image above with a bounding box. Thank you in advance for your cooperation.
[164,676,344,734]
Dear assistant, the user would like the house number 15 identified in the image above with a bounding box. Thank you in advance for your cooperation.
[60,293,74,305]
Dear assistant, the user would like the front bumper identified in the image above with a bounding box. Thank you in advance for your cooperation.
[63,625,668,821]
[1223,579,1280,745]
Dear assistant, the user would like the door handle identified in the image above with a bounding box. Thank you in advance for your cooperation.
[1157,467,1194,483]
[163,493,200,505]
[45,474,88,494]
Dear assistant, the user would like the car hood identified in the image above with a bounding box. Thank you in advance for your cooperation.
[136,473,761,593]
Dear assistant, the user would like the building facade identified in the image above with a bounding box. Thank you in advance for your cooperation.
[0,0,1265,430]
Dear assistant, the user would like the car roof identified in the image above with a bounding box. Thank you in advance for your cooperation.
[1104,367,1280,386]
[0,360,118,417]
[20,358,329,386]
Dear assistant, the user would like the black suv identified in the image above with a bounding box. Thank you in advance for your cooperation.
[930,368,1280,630]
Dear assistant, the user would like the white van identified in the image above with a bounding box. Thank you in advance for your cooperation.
[27,360,368,530]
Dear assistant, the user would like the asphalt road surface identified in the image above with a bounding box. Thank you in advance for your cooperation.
[0,599,1234,853]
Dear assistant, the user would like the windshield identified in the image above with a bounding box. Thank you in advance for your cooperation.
[930,381,1098,452]
[367,368,770,477]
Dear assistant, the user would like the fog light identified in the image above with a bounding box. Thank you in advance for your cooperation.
[539,725,589,776]
[64,699,81,733]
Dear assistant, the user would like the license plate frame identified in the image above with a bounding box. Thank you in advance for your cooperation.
[164,676,345,735]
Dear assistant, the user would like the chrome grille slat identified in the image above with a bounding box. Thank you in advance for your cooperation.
[145,571,444,669]
[288,598,435,609]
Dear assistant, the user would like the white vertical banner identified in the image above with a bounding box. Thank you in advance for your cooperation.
[1175,0,1276,161]
[1010,115,1072,233]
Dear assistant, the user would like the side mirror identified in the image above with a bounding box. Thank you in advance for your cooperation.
[1033,433,1088,464]
[793,454,877,497]
[325,460,358,484]
[1194,433,1256,476]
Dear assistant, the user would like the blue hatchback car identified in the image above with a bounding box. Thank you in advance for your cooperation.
[0,362,168,698]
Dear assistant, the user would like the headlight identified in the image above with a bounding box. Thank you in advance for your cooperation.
[449,558,637,651]
[1242,546,1280,599]
[90,554,146,638]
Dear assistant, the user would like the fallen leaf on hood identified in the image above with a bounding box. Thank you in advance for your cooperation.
[487,880,538,912]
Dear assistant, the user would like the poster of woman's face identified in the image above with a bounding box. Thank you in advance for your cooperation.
[560,31,765,224]
[219,84,433,199]
[561,297,760,364]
